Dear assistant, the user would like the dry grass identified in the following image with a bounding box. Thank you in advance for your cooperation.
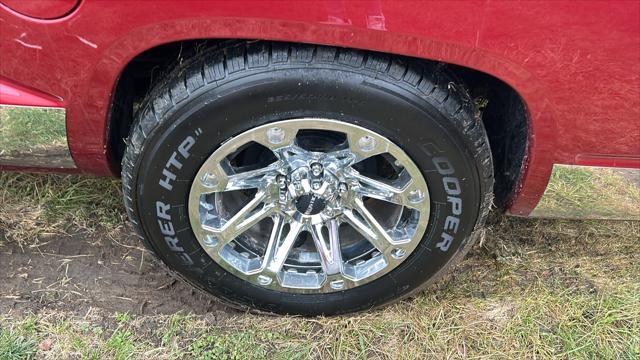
[1,173,639,359]
[532,166,640,220]
[0,173,125,247]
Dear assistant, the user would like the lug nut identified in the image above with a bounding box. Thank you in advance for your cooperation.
[203,235,218,247]
[338,182,348,194]
[408,189,425,204]
[201,172,218,188]
[276,174,288,189]
[311,162,324,177]
[257,275,272,286]
[357,135,376,152]
[266,127,285,144]
[312,181,321,190]
[391,248,406,259]
[330,279,344,290]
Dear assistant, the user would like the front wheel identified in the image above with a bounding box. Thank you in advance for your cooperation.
[122,41,493,315]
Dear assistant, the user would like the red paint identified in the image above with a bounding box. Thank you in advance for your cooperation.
[0,77,63,107]
[0,0,79,20]
[574,155,640,169]
[1,1,638,216]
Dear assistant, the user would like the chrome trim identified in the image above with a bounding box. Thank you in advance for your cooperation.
[530,164,640,220]
[0,105,76,168]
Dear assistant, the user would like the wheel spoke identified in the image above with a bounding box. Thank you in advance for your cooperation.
[223,161,282,191]
[347,170,427,211]
[310,220,342,275]
[323,149,358,169]
[352,172,407,205]
[342,197,394,254]
[263,220,304,274]
[205,190,273,245]
[192,160,281,195]
[260,215,285,272]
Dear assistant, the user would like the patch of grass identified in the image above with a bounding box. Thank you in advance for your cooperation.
[533,166,640,219]
[0,331,37,360]
[3,279,638,359]
[0,107,66,153]
[161,313,190,347]
[115,312,133,324]
[505,286,640,358]
[189,330,271,360]
[106,329,136,360]
[0,173,124,245]
[0,318,39,360]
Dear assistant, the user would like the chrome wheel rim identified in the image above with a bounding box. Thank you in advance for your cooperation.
[188,118,430,293]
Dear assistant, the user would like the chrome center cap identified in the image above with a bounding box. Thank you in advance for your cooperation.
[295,193,327,215]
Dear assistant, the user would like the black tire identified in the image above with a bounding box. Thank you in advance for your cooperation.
[122,41,493,315]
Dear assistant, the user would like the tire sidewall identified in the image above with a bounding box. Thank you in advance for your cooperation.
[134,66,482,314]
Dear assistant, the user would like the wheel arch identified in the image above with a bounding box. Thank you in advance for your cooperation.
[107,38,532,211]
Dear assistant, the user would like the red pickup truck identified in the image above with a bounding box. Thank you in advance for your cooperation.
[1,1,638,315]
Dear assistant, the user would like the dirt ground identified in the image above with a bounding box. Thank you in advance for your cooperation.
[0,226,230,318]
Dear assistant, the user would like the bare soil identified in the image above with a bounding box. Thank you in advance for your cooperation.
[0,226,232,318]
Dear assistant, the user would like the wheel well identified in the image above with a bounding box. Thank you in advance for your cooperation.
[448,65,529,209]
[108,40,528,210]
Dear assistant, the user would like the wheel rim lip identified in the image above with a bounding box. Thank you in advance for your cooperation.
[188,118,431,294]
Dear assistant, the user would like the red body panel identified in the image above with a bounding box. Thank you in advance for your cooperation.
[1,1,639,216]
[0,76,64,107]
[1,0,79,20]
